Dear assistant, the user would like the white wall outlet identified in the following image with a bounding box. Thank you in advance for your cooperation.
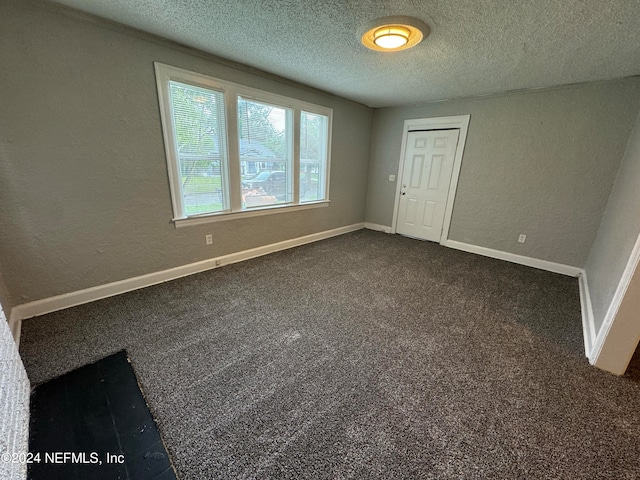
[518,234,526,244]
[205,234,213,245]
[388,174,396,182]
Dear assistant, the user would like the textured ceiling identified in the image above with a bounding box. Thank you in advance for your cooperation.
[49,0,640,108]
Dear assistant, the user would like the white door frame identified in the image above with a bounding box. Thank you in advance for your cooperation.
[391,115,471,244]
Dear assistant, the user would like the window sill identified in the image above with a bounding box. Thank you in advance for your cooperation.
[173,201,330,228]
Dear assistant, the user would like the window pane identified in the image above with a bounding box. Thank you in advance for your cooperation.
[238,97,292,208]
[300,112,328,202]
[169,81,228,216]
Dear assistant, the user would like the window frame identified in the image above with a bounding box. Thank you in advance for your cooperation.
[154,63,332,227]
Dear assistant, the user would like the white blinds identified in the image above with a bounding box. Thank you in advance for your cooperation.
[169,81,228,215]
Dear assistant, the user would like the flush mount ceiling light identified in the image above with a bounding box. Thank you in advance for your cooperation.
[373,26,411,49]
[360,16,430,52]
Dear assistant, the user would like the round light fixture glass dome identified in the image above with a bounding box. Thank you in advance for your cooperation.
[360,16,429,52]
[373,26,411,49]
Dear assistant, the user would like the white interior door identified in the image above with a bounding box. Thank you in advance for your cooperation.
[396,129,459,242]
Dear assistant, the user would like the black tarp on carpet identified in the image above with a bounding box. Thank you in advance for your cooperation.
[28,350,175,480]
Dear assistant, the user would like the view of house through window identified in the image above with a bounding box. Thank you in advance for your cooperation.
[156,63,332,222]
[238,97,292,208]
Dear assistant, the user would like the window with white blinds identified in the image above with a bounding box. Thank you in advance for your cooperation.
[155,63,332,225]
[168,81,229,215]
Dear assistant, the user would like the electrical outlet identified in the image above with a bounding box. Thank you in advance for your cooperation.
[518,234,526,244]
[205,234,213,245]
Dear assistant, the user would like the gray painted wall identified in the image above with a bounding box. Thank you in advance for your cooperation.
[366,79,640,267]
[0,0,373,304]
[585,111,640,334]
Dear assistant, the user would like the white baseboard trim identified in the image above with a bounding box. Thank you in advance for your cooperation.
[441,239,583,277]
[11,223,365,331]
[578,271,596,360]
[364,222,393,233]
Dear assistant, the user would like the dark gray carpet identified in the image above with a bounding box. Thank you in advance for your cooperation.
[20,230,640,479]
